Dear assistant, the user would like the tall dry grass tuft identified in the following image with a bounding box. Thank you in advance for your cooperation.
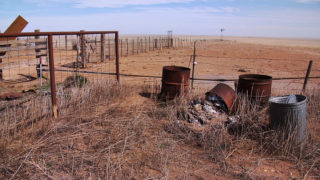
[228,91,320,176]
[155,85,320,178]
[145,85,235,166]
[0,79,148,179]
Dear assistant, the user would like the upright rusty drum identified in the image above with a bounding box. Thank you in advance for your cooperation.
[160,66,190,99]
[237,74,272,103]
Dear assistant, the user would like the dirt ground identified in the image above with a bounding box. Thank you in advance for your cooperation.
[119,37,320,94]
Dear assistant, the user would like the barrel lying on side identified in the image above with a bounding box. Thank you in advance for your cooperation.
[237,74,272,104]
[269,95,307,145]
[160,66,190,99]
[205,83,236,113]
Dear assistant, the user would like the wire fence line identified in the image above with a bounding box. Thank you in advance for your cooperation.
[0,31,319,119]
[0,33,196,81]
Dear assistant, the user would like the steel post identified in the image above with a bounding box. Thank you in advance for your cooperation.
[115,32,120,82]
[303,60,313,92]
[48,34,58,118]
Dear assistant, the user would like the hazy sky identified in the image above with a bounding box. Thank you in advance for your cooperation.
[0,0,320,38]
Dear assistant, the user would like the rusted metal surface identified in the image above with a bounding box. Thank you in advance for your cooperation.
[302,60,313,92]
[0,30,119,118]
[160,66,190,99]
[115,32,120,82]
[0,92,23,101]
[269,95,307,144]
[237,74,272,103]
[205,83,236,113]
[48,34,58,118]
[0,31,118,38]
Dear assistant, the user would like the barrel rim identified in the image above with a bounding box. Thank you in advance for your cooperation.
[163,66,191,72]
[269,94,307,106]
[239,74,272,82]
[205,83,236,112]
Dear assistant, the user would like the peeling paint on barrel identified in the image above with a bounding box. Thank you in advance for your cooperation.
[237,74,272,104]
[160,66,190,99]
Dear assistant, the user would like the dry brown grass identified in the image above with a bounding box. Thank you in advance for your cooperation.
[0,80,319,179]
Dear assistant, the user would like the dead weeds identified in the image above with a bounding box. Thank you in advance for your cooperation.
[0,81,319,179]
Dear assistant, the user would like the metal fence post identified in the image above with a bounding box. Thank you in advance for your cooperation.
[115,32,120,82]
[302,60,313,92]
[48,34,58,118]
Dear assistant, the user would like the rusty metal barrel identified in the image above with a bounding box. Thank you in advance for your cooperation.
[205,83,236,113]
[160,66,190,99]
[269,95,307,144]
[237,74,272,103]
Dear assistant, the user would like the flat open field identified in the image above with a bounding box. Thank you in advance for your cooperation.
[119,36,320,93]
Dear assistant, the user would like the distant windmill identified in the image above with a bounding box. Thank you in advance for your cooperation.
[220,28,225,41]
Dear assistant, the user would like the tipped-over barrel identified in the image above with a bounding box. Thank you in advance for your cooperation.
[205,83,236,113]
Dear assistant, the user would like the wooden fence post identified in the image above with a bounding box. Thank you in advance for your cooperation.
[100,34,105,62]
[126,39,129,56]
[120,39,123,57]
[132,40,134,55]
[155,38,158,49]
[108,38,111,60]
[34,29,41,80]
[137,38,139,54]
[80,30,87,68]
[145,37,147,52]
[65,35,68,50]
[148,36,150,51]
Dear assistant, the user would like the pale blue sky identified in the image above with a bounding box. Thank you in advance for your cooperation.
[0,0,320,38]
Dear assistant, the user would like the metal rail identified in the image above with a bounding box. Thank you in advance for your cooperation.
[41,68,320,82]
[0,31,118,37]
